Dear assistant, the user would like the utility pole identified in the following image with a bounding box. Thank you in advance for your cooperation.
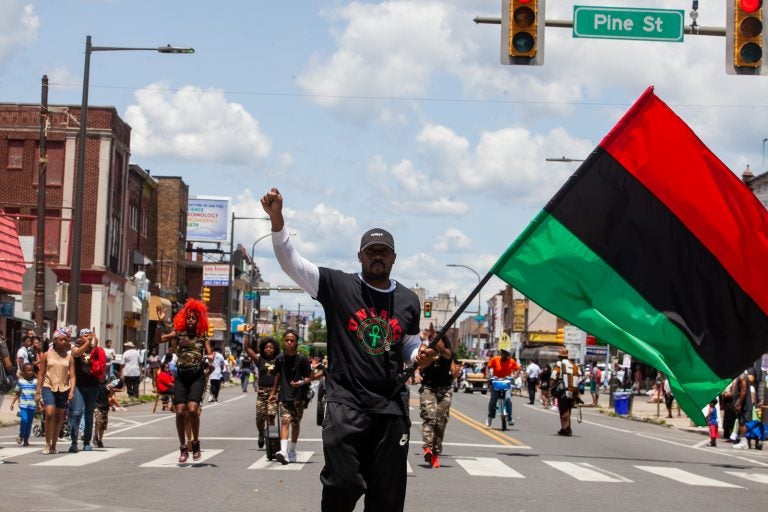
[34,75,48,337]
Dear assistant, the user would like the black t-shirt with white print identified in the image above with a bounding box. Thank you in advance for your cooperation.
[274,353,311,402]
[316,267,420,416]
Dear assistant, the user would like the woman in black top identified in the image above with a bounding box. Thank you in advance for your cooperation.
[539,363,552,408]
[418,325,453,469]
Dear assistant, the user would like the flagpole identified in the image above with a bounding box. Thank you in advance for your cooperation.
[390,271,495,398]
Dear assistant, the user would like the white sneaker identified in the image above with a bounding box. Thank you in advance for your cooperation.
[275,450,289,465]
[288,450,297,463]
[733,440,748,450]
[208,396,215,403]
[485,417,492,427]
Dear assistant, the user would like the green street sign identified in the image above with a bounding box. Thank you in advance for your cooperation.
[573,6,684,42]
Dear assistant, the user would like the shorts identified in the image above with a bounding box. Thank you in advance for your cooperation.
[42,387,69,409]
[94,408,109,431]
[279,401,305,427]
[173,369,206,405]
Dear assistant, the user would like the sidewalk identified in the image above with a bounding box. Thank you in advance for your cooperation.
[583,387,709,435]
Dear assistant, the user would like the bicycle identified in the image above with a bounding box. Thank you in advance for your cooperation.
[490,378,513,431]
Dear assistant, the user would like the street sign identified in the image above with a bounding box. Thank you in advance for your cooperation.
[243,291,258,300]
[21,266,57,312]
[473,314,486,322]
[573,6,684,42]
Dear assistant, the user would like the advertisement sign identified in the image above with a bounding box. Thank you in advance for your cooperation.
[512,299,526,332]
[203,264,230,286]
[187,196,230,242]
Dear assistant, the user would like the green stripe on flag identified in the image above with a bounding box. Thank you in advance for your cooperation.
[491,212,730,425]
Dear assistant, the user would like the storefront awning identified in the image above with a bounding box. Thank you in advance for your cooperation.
[519,345,565,362]
[0,215,25,294]
[148,296,172,321]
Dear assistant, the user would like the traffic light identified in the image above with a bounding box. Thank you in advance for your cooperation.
[727,0,765,74]
[207,324,215,337]
[202,287,211,302]
[501,0,545,65]
[424,301,432,318]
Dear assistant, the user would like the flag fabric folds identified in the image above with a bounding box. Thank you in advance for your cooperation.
[491,87,768,425]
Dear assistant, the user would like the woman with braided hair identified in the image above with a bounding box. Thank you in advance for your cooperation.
[157,299,212,463]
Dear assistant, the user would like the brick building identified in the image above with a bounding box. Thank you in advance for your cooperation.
[0,103,138,345]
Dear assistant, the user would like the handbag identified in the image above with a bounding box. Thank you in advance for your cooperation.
[552,378,566,399]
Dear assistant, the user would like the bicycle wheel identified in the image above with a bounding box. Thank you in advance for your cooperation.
[500,399,507,431]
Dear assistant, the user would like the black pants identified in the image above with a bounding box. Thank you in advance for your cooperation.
[721,397,735,439]
[124,376,141,398]
[320,402,410,512]
[209,378,221,400]
[527,378,538,404]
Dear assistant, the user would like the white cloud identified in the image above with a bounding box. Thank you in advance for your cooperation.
[124,82,271,164]
[416,123,594,206]
[297,0,464,119]
[0,2,37,66]
[434,227,472,252]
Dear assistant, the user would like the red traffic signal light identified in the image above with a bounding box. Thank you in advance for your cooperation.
[727,0,764,73]
[501,0,545,65]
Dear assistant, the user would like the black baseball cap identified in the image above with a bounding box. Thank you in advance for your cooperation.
[359,228,395,252]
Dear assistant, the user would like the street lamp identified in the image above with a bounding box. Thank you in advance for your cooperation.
[248,231,295,324]
[67,35,194,329]
[447,263,483,356]
[763,138,767,170]
[545,156,585,162]
[227,214,269,348]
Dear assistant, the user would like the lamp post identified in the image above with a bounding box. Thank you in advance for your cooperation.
[446,263,483,355]
[763,138,767,170]
[226,214,268,349]
[66,35,194,329]
[247,231,295,326]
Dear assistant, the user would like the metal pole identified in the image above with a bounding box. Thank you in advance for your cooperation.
[473,16,725,36]
[67,35,92,330]
[35,75,49,337]
[227,212,236,350]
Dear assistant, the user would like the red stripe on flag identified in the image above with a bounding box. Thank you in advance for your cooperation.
[600,87,768,317]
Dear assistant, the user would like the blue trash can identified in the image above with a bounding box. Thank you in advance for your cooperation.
[614,392,630,415]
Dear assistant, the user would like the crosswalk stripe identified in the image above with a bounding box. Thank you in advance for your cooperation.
[454,456,524,478]
[725,471,768,485]
[0,446,42,461]
[248,451,314,470]
[636,466,742,488]
[543,461,633,482]
[34,448,132,467]
[140,449,224,468]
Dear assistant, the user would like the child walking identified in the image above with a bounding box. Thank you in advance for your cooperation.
[706,399,719,447]
[10,363,38,446]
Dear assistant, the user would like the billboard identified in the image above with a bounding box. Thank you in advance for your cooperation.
[187,196,230,242]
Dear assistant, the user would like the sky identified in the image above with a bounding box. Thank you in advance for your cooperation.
[1,0,766,318]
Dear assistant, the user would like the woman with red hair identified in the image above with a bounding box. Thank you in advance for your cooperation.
[157,299,212,463]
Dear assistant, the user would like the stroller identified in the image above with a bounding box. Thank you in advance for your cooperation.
[744,420,766,450]
[32,410,70,440]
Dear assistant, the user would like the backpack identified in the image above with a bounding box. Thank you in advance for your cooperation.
[88,347,107,381]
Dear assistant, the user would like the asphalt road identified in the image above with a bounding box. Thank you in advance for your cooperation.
[2,383,768,511]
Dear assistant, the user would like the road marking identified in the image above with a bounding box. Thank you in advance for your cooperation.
[33,448,132,467]
[140,449,224,468]
[725,471,768,485]
[636,466,742,488]
[544,461,633,482]
[0,446,42,460]
[248,451,314,470]
[450,408,528,447]
[454,456,524,478]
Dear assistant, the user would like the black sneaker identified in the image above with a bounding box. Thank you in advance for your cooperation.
[96,440,104,448]
[257,431,265,449]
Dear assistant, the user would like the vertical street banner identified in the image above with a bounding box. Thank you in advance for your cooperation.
[491,87,768,425]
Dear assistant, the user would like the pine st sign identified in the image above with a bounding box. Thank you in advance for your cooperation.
[573,6,685,42]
